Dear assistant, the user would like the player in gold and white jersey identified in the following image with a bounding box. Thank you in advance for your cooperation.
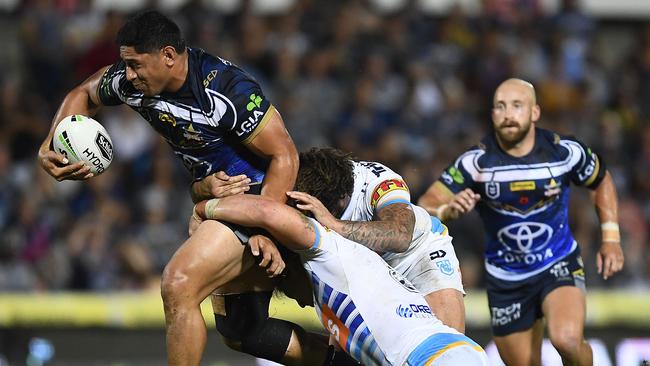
[293,148,466,332]
[193,194,488,366]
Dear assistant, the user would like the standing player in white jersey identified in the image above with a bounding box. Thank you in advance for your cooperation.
[290,148,465,332]
[191,194,488,366]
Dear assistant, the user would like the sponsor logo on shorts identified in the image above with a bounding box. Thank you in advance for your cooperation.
[550,260,570,280]
[396,304,435,319]
[436,259,454,276]
[491,303,521,326]
[370,179,409,207]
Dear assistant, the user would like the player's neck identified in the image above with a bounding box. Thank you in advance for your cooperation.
[165,53,189,93]
[496,127,536,158]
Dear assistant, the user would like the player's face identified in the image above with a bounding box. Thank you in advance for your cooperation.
[491,83,540,146]
[120,46,171,96]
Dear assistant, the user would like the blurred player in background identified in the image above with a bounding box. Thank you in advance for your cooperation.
[192,193,489,366]
[289,147,465,332]
[418,78,625,365]
[37,10,357,366]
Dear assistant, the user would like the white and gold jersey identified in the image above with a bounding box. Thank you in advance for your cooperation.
[298,220,484,366]
[341,161,464,295]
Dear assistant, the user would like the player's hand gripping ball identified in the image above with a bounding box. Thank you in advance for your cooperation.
[52,115,113,175]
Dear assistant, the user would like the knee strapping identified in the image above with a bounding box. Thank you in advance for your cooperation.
[214,292,294,362]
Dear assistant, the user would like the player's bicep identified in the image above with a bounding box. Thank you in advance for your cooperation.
[569,140,606,189]
[375,202,414,225]
[84,65,112,110]
[244,107,294,159]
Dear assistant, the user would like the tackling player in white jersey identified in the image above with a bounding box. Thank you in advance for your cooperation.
[192,194,488,366]
[291,148,466,332]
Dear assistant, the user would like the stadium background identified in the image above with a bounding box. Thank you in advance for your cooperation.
[0,0,649,364]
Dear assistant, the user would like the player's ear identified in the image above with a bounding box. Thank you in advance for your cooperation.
[532,104,541,122]
[161,46,176,66]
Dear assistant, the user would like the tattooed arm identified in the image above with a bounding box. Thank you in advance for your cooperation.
[337,203,415,253]
[194,195,317,251]
[287,191,415,253]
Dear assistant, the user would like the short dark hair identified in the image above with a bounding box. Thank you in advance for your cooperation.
[116,10,186,54]
[295,148,355,218]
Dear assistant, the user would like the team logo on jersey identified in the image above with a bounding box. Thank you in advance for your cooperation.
[203,70,218,87]
[510,181,536,191]
[181,124,205,145]
[370,179,409,207]
[544,179,562,197]
[158,112,177,126]
[485,181,500,199]
[435,260,454,276]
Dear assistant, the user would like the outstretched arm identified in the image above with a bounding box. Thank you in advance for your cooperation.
[591,171,624,280]
[287,191,414,253]
[194,195,317,251]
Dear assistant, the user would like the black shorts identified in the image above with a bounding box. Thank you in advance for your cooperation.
[486,248,586,336]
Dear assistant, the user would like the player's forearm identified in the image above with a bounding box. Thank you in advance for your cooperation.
[261,151,299,203]
[335,220,412,253]
[41,76,103,154]
[196,196,268,228]
[593,171,620,243]
[417,182,453,219]
[190,179,210,203]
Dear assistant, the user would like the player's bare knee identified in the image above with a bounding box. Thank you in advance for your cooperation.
[550,331,583,357]
[160,266,196,307]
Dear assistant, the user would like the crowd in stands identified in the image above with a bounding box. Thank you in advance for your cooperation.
[1,0,649,292]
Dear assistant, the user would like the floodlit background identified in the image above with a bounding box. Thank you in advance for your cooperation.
[0,0,649,365]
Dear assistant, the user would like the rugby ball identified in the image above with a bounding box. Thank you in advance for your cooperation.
[52,115,114,175]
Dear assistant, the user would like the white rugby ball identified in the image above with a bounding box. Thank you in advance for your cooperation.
[52,115,114,175]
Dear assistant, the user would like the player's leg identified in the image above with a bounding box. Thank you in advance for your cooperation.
[161,220,263,366]
[424,289,466,333]
[210,243,358,366]
[487,271,543,366]
[493,319,544,366]
[210,267,329,366]
[543,286,592,365]
[404,233,466,332]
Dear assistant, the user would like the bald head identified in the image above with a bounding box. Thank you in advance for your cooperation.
[494,78,537,105]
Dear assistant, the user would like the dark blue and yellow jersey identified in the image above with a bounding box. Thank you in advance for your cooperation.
[97,47,273,183]
[437,128,605,280]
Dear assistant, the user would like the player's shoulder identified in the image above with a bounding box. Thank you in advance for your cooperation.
[353,160,402,184]
[536,127,589,157]
[191,48,259,93]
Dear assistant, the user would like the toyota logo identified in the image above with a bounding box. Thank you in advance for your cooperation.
[497,222,553,253]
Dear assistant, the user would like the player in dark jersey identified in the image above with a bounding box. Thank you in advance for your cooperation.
[418,78,624,365]
[37,10,355,366]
